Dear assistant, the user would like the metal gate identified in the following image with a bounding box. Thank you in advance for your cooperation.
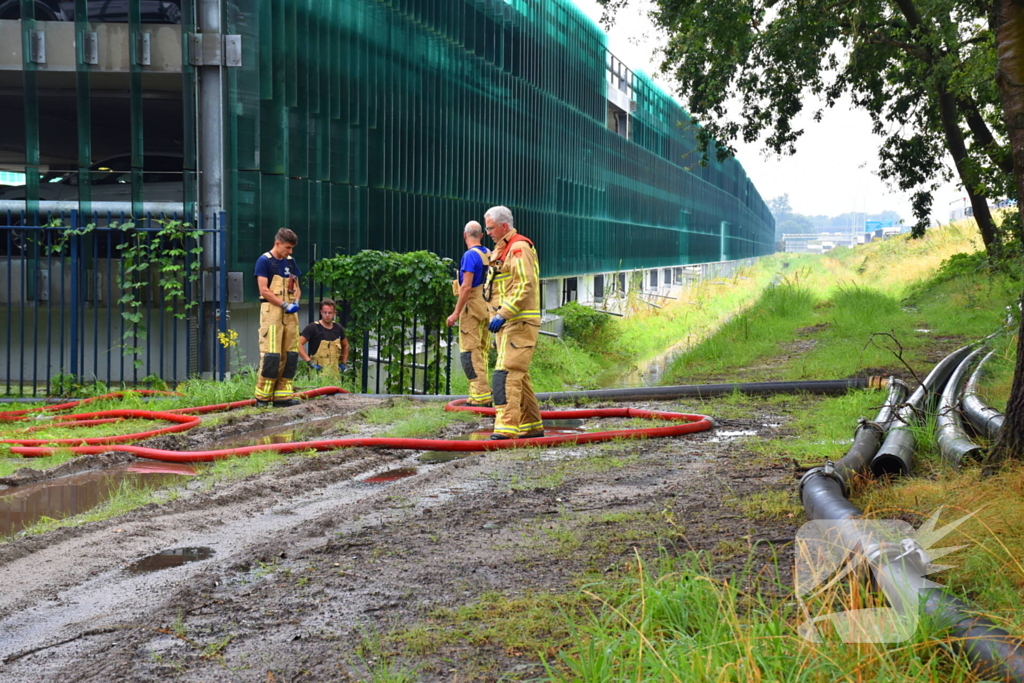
[1,209,228,396]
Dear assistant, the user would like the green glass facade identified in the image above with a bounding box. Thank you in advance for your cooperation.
[226,0,774,278]
[2,0,774,280]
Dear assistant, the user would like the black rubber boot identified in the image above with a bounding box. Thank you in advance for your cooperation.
[273,398,301,408]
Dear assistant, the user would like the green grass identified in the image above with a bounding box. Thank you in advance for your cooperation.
[663,279,819,382]
[206,448,299,479]
[748,389,884,466]
[361,400,479,438]
[539,553,979,683]
[0,449,78,478]
[727,488,803,521]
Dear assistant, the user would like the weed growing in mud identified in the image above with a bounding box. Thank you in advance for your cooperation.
[0,447,78,477]
[208,449,290,479]
[727,488,801,521]
[361,400,479,438]
[749,389,882,466]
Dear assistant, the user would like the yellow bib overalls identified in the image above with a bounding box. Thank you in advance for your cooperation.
[255,263,299,402]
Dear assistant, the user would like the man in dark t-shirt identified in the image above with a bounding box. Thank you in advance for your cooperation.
[254,228,302,407]
[299,299,349,374]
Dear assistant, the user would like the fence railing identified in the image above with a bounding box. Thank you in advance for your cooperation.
[1,209,228,396]
[304,251,454,396]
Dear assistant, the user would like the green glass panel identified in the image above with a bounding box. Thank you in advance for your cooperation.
[223,0,774,278]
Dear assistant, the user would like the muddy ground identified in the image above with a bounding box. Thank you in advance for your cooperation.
[0,392,807,682]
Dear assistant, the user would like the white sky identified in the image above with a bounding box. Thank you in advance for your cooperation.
[572,0,963,224]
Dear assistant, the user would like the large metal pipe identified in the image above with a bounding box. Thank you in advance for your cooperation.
[937,348,985,467]
[829,379,907,492]
[871,345,975,477]
[962,350,1005,441]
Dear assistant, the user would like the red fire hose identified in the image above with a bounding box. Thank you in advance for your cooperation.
[2,392,712,462]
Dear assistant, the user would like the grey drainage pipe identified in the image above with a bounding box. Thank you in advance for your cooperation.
[871,345,976,477]
[387,377,889,403]
[937,347,986,467]
[802,348,1024,681]
[962,350,1005,442]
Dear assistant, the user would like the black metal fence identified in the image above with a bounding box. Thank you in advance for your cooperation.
[1,209,228,396]
[305,250,454,396]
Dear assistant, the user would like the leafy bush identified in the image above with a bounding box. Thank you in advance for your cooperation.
[312,250,454,393]
[552,301,611,345]
[930,251,990,285]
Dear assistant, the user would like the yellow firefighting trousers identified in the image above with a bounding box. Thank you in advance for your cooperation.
[492,319,542,437]
[458,287,492,405]
[255,274,299,402]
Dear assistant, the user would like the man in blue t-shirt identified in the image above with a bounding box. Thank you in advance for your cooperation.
[253,228,302,407]
[446,221,492,406]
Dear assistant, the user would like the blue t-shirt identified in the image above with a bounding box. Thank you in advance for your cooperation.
[458,245,489,288]
[254,252,301,283]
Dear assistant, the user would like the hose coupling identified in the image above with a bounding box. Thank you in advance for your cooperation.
[798,460,850,499]
[855,417,885,438]
[867,375,891,390]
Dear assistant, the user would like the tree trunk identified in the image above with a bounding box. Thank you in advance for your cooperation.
[893,0,1000,250]
[935,86,1000,251]
[986,0,1024,467]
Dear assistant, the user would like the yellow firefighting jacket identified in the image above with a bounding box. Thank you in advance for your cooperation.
[489,227,540,324]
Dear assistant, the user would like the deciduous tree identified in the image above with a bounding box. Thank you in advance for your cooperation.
[599,0,1024,461]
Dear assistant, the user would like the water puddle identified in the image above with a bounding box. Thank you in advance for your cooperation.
[208,417,340,450]
[363,467,418,483]
[596,348,687,388]
[707,429,758,443]
[127,547,215,573]
[0,464,193,537]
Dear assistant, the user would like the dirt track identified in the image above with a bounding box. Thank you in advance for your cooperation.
[0,393,802,682]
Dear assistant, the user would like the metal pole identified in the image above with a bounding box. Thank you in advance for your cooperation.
[198,0,223,379]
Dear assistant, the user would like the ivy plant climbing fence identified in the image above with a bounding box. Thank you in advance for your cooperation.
[1,209,228,396]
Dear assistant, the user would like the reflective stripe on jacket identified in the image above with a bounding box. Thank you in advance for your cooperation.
[490,227,540,323]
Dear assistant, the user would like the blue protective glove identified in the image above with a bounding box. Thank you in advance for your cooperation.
[338,362,347,372]
[282,302,300,314]
[488,315,506,333]
[308,361,323,371]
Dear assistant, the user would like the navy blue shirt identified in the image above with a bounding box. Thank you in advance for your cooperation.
[254,252,301,282]
[458,245,489,287]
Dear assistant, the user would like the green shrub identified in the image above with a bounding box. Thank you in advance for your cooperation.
[552,301,611,345]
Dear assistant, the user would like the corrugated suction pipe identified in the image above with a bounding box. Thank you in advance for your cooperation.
[961,350,1006,442]
[870,345,975,477]
[937,348,986,467]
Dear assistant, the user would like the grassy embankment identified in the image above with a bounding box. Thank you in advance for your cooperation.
[362,219,1024,682]
[538,222,1024,681]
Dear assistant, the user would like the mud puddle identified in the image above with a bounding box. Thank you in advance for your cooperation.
[0,463,196,536]
[206,416,342,449]
[127,547,215,573]
[707,429,758,443]
[363,467,418,483]
[419,419,587,462]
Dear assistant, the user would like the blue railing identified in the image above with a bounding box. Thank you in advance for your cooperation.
[0,209,228,395]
